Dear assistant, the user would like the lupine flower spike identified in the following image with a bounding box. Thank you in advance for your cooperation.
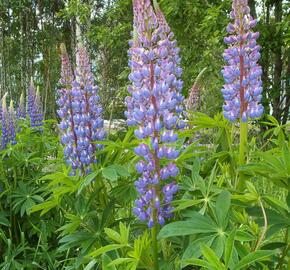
[72,46,106,173]
[57,44,83,173]
[17,93,26,119]
[1,94,16,149]
[222,0,263,122]
[9,100,17,145]
[1,93,9,149]
[30,87,44,127]
[186,67,207,111]
[57,44,105,174]
[0,101,2,122]
[27,79,36,118]
[126,0,185,228]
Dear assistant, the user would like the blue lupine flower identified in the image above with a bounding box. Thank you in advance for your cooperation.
[57,44,105,174]
[222,0,263,122]
[8,100,17,145]
[27,80,43,127]
[1,94,9,149]
[57,44,82,172]
[30,87,43,127]
[17,93,26,119]
[126,0,185,227]
[27,80,36,118]
[1,94,16,149]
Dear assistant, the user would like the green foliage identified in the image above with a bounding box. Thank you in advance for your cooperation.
[0,0,289,268]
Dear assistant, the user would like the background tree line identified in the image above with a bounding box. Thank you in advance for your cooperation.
[0,0,289,123]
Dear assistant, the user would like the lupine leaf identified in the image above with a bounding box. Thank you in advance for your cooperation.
[158,212,217,239]
[232,250,276,270]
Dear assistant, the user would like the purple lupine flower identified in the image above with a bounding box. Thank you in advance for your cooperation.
[17,93,26,119]
[57,44,105,174]
[0,100,2,123]
[222,0,263,122]
[1,94,9,149]
[27,79,36,118]
[126,0,185,227]
[72,46,105,173]
[1,94,16,149]
[30,87,43,127]
[57,44,83,172]
[8,100,17,145]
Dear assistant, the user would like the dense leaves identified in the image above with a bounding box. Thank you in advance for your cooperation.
[0,0,289,269]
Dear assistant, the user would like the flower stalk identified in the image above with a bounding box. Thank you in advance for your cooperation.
[127,0,185,267]
[222,0,263,189]
[57,44,105,175]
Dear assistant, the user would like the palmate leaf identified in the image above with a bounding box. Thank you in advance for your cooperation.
[30,198,59,216]
[108,258,135,268]
[182,258,220,270]
[211,235,226,259]
[224,229,236,268]
[104,223,130,245]
[158,212,218,239]
[239,144,290,190]
[189,112,229,130]
[0,213,10,227]
[102,166,118,181]
[232,250,276,270]
[78,172,99,194]
[182,235,217,262]
[215,190,231,228]
[262,195,289,212]
[172,198,204,212]
[84,259,98,270]
[102,164,131,182]
[89,244,127,258]
[11,182,44,217]
[105,228,122,244]
[201,244,226,269]
[235,230,256,242]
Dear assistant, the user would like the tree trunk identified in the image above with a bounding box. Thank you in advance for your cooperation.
[261,0,271,115]
[282,52,290,124]
[272,0,283,121]
[249,0,257,18]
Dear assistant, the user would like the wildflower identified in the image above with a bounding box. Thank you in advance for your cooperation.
[27,80,43,127]
[27,79,36,118]
[186,68,207,111]
[222,0,263,122]
[1,94,16,149]
[57,44,82,172]
[126,0,184,227]
[57,44,105,174]
[30,87,43,127]
[1,94,9,149]
[8,100,17,145]
[17,93,26,119]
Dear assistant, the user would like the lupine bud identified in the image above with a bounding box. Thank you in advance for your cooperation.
[57,44,105,174]
[186,68,207,111]
[127,0,185,227]
[222,0,263,122]
[17,93,26,119]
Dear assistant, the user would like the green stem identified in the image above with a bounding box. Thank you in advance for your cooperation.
[237,120,248,190]
[152,211,159,270]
